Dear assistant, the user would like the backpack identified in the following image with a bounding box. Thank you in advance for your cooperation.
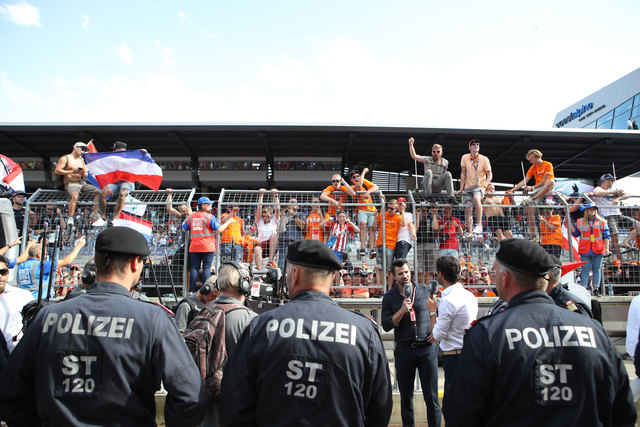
[171,297,200,326]
[182,303,249,399]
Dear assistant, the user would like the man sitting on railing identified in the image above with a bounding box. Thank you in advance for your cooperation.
[509,149,556,241]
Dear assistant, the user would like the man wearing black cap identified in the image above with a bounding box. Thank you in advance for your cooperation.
[220,240,392,427]
[594,172,640,261]
[0,227,206,426]
[11,190,29,237]
[443,238,635,426]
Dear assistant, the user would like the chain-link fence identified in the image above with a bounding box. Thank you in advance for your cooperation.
[23,188,194,301]
[215,188,389,296]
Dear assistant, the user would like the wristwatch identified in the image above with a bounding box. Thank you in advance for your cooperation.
[429,311,437,317]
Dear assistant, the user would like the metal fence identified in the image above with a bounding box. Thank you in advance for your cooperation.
[215,188,389,296]
[23,188,195,301]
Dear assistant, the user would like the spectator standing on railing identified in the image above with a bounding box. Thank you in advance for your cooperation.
[482,184,513,242]
[254,188,280,269]
[54,142,100,226]
[373,199,404,288]
[320,173,356,219]
[183,197,235,293]
[349,168,379,258]
[571,203,610,295]
[220,204,245,263]
[165,188,193,221]
[594,173,640,261]
[408,137,457,205]
[458,139,492,236]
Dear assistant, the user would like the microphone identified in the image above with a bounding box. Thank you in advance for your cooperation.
[427,280,439,297]
[403,283,413,299]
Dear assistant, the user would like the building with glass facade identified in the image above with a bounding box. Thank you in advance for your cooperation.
[553,67,640,129]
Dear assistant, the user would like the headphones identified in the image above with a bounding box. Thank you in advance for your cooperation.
[81,262,97,286]
[199,262,252,296]
[225,261,253,295]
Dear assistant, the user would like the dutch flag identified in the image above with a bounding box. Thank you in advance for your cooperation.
[84,150,163,191]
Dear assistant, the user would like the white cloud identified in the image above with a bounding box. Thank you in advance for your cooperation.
[205,29,219,39]
[117,43,133,64]
[0,1,40,26]
[160,47,175,66]
[81,14,89,28]
[178,10,185,22]
[53,77,68,87]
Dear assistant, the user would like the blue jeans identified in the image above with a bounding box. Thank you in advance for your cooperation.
[438,248,459,258]
[394,343,441,427]
[377,246,395,271]
[441,353,460,397]
[220,243,243,263]
[189,252,215,292]
[395,240,412,260]
[580,254,604,293]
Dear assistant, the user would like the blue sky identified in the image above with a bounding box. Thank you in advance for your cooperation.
[1,0,639,129]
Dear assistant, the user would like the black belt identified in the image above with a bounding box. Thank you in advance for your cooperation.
[397,341,431,348]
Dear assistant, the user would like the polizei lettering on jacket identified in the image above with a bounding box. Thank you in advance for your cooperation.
[266,318,357,346]
[42,312,135,339]
[505,325,597,350]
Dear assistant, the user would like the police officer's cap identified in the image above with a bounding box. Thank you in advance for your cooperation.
[549,255,562,268]
[95,226,151,256]
[286,240,343,271]
[495,238,555,277]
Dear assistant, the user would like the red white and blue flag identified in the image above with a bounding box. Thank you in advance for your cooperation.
[0,154,25,193]
[84,150,163,191]
[113,211,153,242]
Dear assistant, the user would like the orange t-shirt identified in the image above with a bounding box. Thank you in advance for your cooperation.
[220,213,244,244]
[460,154,492,189]
[351,179,377,213]
[376,212,402,249]
[242,234,260,263]
[305,211,328,241]
[526,161,555,184]
[322,184,349,216]
[540,214,563,246]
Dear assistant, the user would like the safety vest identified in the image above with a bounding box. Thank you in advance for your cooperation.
[188,211,216,253]
[577,218,605,255]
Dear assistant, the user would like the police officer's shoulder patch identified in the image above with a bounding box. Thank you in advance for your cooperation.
[564,299,578,312]
[142,300,175,318]
[350,310,378,327]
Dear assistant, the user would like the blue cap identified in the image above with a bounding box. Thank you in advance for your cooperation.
[600,173,614,182]
[197,196,213,205]
[198,196,213,206]
[584,203,596,209]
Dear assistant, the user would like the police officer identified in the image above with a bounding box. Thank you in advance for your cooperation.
[443,239,635,426]
[219,239,392,427]
[0,227,206,426]
[547,255,592,317]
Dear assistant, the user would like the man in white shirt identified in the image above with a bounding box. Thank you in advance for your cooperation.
[394,197,416,262]
[0,255,34,352]
[427,255,478,392]
[593,173,640,261]
[254,188,280,269]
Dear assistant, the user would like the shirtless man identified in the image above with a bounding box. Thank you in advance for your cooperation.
[458,139,492,235]
[54,142,99,226]
[165,188,193,221]
[482,184,513,242]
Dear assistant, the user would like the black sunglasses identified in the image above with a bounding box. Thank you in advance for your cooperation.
[0,268,8,276]
[332,179,341,183]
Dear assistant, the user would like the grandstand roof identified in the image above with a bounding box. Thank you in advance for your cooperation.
[1,124,638,190]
